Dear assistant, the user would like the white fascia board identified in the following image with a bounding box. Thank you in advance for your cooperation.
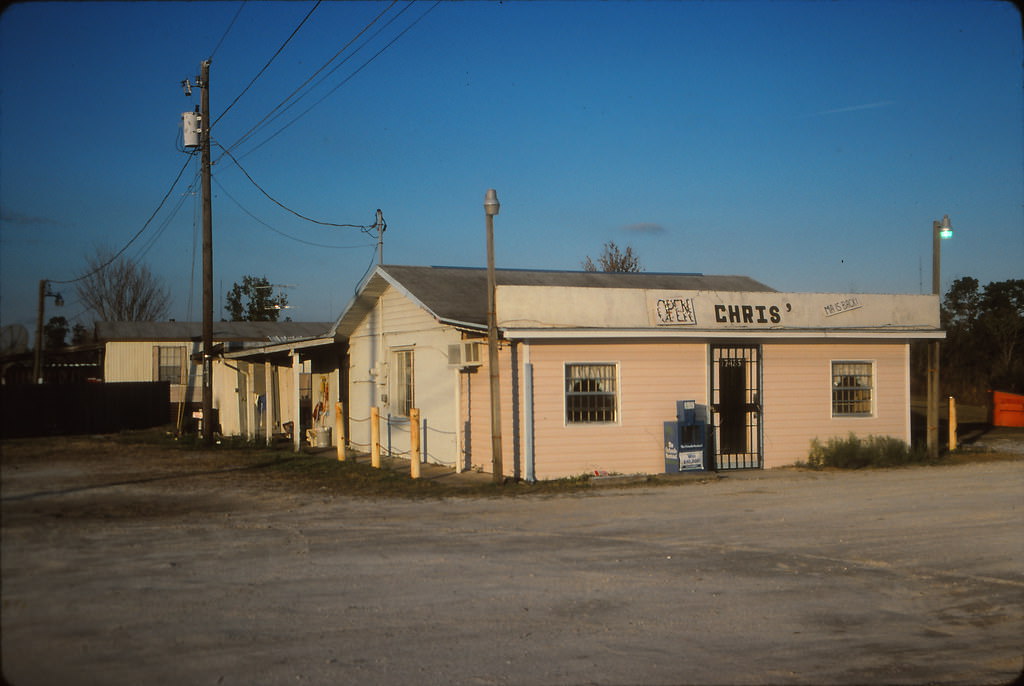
[501,328,945,341]
[224,336,338,360]
[439,318,487,332]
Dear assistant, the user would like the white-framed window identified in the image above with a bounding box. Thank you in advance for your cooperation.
[391,348,414,417]
[831,361,873,417]
[565,362,618,424]
[154,346,186,384]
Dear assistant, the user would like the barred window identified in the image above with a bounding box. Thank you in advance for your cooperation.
[832,361,873,416]
[565,363,617,423]
[391,348,414,417]
[156,346,185,384]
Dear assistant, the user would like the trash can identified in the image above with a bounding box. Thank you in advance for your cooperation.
[306,427,332,447]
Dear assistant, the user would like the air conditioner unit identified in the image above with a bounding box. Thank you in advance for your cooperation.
[447,341,482,368]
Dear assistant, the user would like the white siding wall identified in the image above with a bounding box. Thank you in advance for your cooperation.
[104,340,202,405]
[347,286,464,464]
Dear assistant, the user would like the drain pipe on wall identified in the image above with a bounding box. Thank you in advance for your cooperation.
[523,343,535,483]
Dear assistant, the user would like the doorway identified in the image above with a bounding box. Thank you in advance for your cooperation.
[710,344,762,469]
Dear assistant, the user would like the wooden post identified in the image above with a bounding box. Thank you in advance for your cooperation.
[371,406,381,468]
[409,408,421,479]
[335,402,345,461]
[948,396,957,452]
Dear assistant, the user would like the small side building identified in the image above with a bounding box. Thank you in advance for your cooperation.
[97,321,332,436]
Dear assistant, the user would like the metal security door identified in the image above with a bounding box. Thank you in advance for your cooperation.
[710,345,762,469]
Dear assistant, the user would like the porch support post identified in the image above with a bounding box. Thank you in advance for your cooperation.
[264,360,274,446]
[292,350,301,453]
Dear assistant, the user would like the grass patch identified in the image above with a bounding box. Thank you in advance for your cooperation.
[802,434,931,470]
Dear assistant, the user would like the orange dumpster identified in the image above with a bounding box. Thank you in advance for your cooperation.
[991,390,1024,427]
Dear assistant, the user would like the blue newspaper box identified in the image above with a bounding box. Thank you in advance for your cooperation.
[665,400,707,472]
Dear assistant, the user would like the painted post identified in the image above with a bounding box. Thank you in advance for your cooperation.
[335,402,345,461]
[948,396,957,452]
[371,406,381,468]
[409,408,421,479]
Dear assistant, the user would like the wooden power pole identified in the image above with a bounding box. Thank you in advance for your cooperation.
[200,59,214,445]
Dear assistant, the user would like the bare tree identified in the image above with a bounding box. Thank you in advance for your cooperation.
[582,240,643,273]
[75,249,171,321]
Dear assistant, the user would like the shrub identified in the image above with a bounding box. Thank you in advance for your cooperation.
[806,434,929,469]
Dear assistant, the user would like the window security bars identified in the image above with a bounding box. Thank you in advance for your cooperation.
[832,361,872,416]
[565,363,617,423]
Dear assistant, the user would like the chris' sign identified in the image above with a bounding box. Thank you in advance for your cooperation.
[646,291,939,330]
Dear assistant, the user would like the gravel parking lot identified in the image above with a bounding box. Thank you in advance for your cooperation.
[2,437,1022,686]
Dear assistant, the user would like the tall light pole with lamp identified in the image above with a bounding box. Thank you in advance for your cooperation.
[928,214,952,459]
[484,189,503,482]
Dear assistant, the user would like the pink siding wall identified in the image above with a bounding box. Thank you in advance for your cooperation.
[463,338,911,479]
[761,340,909,468]
[464,340,704,480]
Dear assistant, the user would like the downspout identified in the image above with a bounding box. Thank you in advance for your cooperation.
[523,342,535,482]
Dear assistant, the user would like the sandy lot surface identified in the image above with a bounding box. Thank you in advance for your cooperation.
[2,437,1023,686]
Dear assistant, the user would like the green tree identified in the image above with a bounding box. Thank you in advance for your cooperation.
[940,277,1024,399]
[225,275,289,322]
[582,241,643,273]
[44,316,68,349]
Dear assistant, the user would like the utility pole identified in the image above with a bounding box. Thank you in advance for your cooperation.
[375,208,385,265]
[200,59,214,445]
[33,279,63,384]
[33,280,47,384]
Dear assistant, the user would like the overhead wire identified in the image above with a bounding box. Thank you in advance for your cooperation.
[214,141,375,229]
[51,152,197,285]
[209,1,247,61]
[218,0,399,161]
[213,0,321,128]
[213,176,377,250]
[236,0,431,160]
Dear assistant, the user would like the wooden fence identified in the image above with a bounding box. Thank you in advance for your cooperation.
[1,382,170,438]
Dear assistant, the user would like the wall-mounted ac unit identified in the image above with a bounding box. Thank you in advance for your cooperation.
[447,341,482,368]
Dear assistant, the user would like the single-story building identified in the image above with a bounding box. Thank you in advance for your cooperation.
[332,265,942,479]
[97,321,332,436]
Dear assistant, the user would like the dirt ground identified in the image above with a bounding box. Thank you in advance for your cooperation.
[2,435,1023,686]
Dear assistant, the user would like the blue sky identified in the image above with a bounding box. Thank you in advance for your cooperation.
[1,0,1021,339]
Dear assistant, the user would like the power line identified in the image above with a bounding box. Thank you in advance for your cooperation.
[209,1,247,61]
[237,0,432,161]
[51,153,197,285]
[214,142,375,229]
[213,0,321,128]
[219,0,400,161]
[213,176,377,250]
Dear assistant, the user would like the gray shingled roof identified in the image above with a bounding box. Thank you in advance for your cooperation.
[334,265,774,335]
[96,321,333,342]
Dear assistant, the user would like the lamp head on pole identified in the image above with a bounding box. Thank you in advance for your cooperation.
[484,188,500,216]
[938,214,953,240]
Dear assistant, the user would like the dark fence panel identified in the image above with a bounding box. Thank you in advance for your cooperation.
[1,382,170,438]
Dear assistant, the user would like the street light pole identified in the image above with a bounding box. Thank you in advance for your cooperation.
[927,215,952,460]
[33,279,63,384]
[484,189,503,482]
